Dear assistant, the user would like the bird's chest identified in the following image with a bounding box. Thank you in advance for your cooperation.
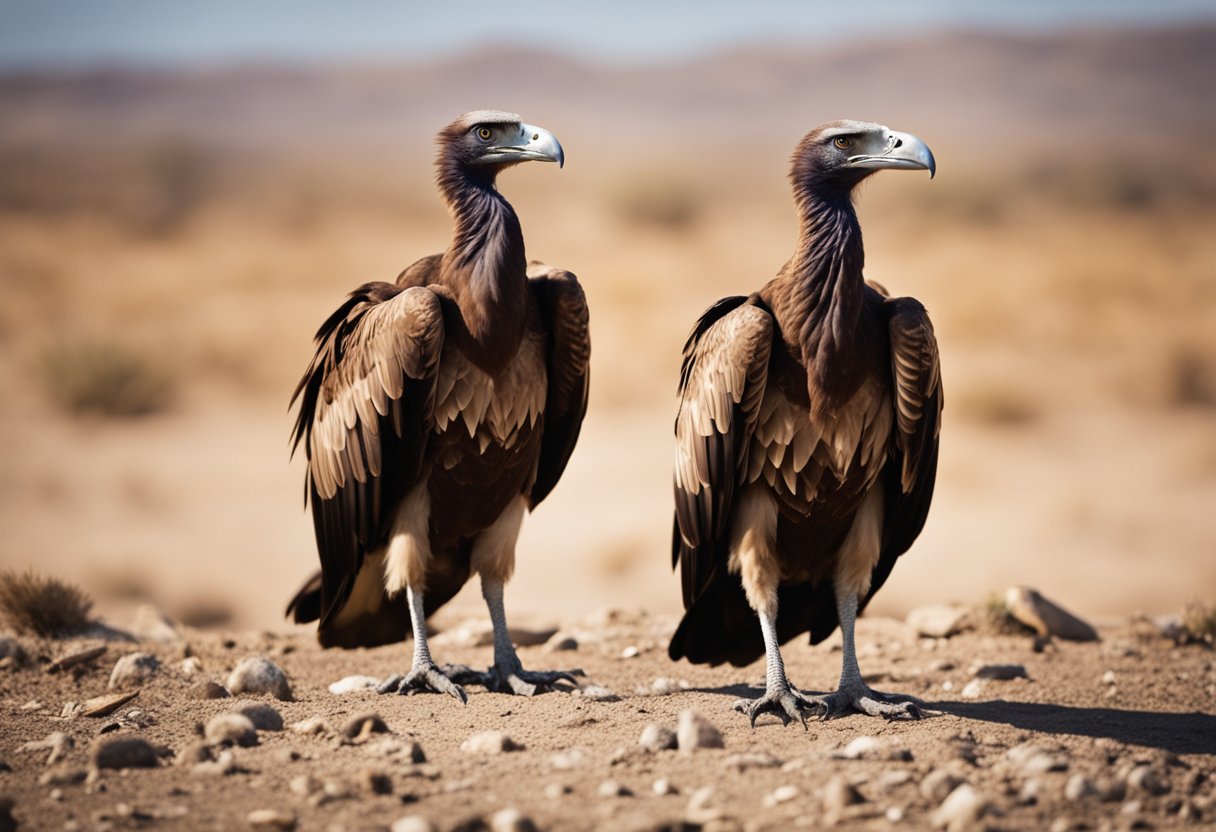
[432,333,547,464]
[746,380,892,508]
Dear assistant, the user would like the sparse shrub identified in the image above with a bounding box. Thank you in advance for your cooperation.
[612,175,701,230]
[0,569,94,638]
[40,339,175,418]
[974,592,1035,636]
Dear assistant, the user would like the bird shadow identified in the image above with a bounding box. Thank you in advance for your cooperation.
[930,699,1216,756]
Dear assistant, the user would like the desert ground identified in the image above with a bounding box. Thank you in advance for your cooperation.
[1,22,1215,831]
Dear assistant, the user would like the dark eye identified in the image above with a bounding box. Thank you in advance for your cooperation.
[477,127,493,141]
[833,137,852,150]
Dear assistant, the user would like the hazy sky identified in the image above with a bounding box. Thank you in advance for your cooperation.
[1,0,1212,67]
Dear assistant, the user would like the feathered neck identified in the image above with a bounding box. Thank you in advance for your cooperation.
[436,159,528,371]
[782,183,866,418]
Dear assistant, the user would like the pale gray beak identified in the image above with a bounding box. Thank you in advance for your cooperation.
[482,122,565,168]
[846,129,935,178]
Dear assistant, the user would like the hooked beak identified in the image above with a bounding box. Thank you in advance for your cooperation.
[846,129,935,179]
[482,122,565,168]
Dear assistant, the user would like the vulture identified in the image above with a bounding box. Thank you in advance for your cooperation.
[669,120,941,727]
[287,111,590,702]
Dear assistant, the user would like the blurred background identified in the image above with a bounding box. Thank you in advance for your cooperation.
[1,1,1214,634]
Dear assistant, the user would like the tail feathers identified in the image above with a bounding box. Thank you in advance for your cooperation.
[285,572,323,624]
[668,576,843,667]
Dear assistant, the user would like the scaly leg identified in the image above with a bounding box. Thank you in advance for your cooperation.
[448,577,582,696]
[377,586,467,703]
[809,586,922,720]
[733,602,818,728]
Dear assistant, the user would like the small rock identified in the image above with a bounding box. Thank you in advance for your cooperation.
[823,776,863,815]
[886,806,905,822]
[877,770,913,793]
[1007,743,1068,776]
[576,684,618,701]
[1127,765,1169,796]
[836,736,882,760]
[192,749,237,776]
[79,690,140,718]
[544,632,578,652]
[621,645,640,658]
[639,724,677,752]
[204,713,258,748]
[108,652,159,690]
[0,636,30,668]
[46,644,107,674]
[1005,586,1099,641]
[921,770,964,803]
[341,713,389,740]
[189,680,231,700]
[19,732,74,766]
[235,702,284,731]
[328,675,382,695]
[92,736,160,770]
[181,656,203,675]
[653,778,677,796]
[932,784,989,831]
[226,657,292,700]
[1065,774,1097,801]
[960,679,985,699]
[1017,778,1041,805]
[764,785,799,807]
[544,783,572,799]
[130,605,179,643]
[647,677,685,696]
[549,749,585,769]
[289,774,321,796]
[247,809,297,830]
[1101,670,1117,685]
[38,765,87,786]
[906,604,968,638]
[366,738,425,763]
[677,709,724,751]
[686,786,720,824]
[177,741,214,767]
[358,768,393,795]
[290,717,328,735]
[489,808,537,832]
[724,752,782,771]
[597,779,632,797]
[972,663,1029,680]
[390,817,437,832]
[461,731,522,754]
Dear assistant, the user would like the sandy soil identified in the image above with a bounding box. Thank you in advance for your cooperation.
[1,611,1213,831]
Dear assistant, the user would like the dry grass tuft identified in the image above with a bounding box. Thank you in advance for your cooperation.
[40,339,175,418]
[0,569,94,638]
[974,592,1036,636]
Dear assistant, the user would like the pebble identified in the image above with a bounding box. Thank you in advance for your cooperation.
[108,652,159,690]
[1127,764,1169,795]
[886,806,905,822]
[764,785,799,807]
[960,679,985,699]
[226,657,292,700]
[823,776,863,814]
[1005,586,1099,641]
[358,768,393,795]
[290,775,321,797]
[575,684,619,702]
[1102,670,1117,685]
[247,809,297,830]
[906,604,969,638]
[461,731,522,754]
[130,604,179,643]
[1006,743,1068,776]
[549,749,585,769]
[647,677,687,696]
[920,770,964,803]
[686,786,720,824]
[235,702,284,731]
[621,645,640,659]
[931,783,989,831]
[290,717,328,735]
[723,752,782,771]
[19,732,74,766]
[835,736,882,759]
[367,738,426,764]
[189,680,231,700]
[638,724,677,752]
[0,636,29,668]
[390,817,437,832]
[597,779,632,797]
[328,675,382,695]
[177,742,214,767]
[972,663,1029,680]
[181,656,203,675]
[876,770,913,793]
[1017,778,1041,805]
[543,783,571,799]
[1064,774,1097,801]
[92,737,160,770]
[489,808,537,832]
[192,749,237,776]
[544,632,579,652]
[653,778,677,796]
[204,713,258,748]
[677,709,724,751]
[341,713,389,740]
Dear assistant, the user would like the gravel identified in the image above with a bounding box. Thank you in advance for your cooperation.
[226,657,292,700]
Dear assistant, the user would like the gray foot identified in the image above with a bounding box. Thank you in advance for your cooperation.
[377,661,468,704]
[810,685,923,720]
[733,683,820,729]
[447,662,583,697]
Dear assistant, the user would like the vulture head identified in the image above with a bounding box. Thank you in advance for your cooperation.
[437,110,564,185]
[791,119,935,198]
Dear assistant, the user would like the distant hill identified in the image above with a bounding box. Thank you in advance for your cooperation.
[1,24,1213,168]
